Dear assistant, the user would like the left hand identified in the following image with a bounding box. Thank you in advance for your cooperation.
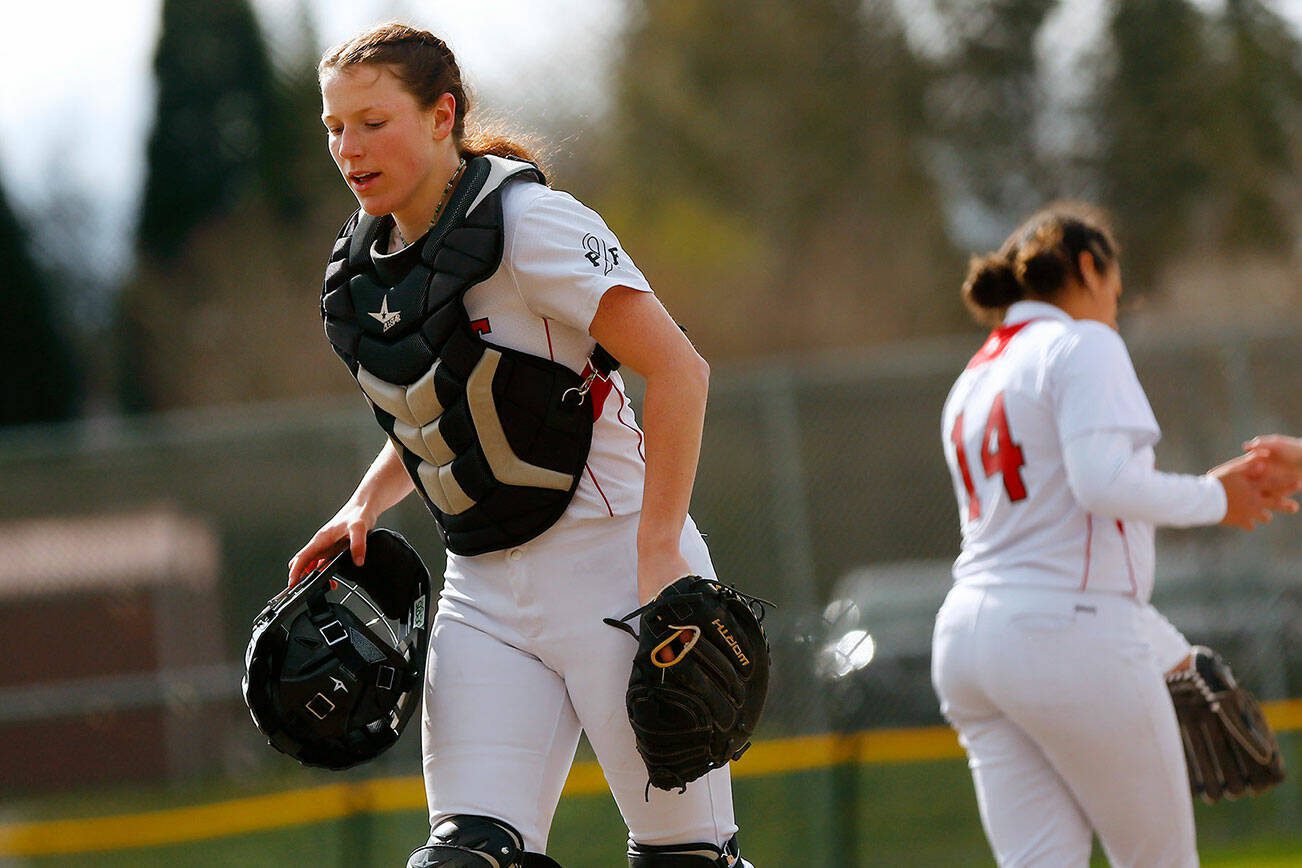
[1210,454,1290,529]
[637,543,694,605]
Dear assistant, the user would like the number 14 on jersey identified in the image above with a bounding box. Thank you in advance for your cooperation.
[950,392,1028,521]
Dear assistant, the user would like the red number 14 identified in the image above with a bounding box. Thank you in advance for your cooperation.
[950,391,1027,520]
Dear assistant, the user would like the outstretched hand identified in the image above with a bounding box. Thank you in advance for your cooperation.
[1211,452,1300,530]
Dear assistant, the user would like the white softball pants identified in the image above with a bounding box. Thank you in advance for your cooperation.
[931,583,1197,868]
[419,511,741,856]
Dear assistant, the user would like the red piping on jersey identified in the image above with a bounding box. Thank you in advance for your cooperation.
[1079,513,1094,591]
[580,370,614,511]
[1116,519,1138,596]
[585,463,614,516]
[543,319,556,361]
[614,382,646,462]
[966,319,1042,370]
[582,364,614,421]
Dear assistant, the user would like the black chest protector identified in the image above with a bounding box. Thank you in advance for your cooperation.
[321,156,600,556]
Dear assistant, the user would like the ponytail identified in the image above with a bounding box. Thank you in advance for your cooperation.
[962,254,1024,326]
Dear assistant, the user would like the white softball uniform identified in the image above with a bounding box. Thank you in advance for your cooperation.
[416,181,745,858]
[932,300,1227,867]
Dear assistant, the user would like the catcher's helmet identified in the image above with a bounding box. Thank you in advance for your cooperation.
[242,529,431,770]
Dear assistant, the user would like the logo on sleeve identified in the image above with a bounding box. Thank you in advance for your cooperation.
[582,234,620,276]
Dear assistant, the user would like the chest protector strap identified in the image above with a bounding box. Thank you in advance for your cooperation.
[321,156,596,556]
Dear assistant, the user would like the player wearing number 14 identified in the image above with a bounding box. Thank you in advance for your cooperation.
[931,203,1298,868]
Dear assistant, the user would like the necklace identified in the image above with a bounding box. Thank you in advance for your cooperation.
[396,158,467,248]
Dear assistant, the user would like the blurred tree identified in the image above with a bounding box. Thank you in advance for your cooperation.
[137,0,278,262]
[603,0,962,355]
[261,2,342,218]
[120,0,358,413]
[1094,0,1302,291]
[1093,0,1220,290]
[926,0,1060,236]
[0,181,80,426]
[1200,0,1302,252]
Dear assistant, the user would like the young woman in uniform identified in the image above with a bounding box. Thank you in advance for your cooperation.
[931,203,1298,867]
[287,23,751,868]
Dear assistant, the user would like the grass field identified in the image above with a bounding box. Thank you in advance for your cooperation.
[11,734,1300,867]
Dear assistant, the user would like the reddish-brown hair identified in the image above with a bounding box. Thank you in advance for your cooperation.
[962,202,1120,326]
[319,22,541,166]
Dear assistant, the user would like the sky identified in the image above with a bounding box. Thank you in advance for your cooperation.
[3,0,1300,285]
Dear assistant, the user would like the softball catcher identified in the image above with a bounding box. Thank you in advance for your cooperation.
[285,23,766,867]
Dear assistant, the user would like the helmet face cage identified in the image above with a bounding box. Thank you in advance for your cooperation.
[243,531,430,770]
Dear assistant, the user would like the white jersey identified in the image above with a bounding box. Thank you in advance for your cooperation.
[459,173,652,523]
[941,301,1175,600]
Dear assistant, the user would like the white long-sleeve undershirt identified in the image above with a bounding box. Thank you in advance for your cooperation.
[1062,429,1227,528]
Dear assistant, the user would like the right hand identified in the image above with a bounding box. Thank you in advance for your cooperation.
[1244,434,1302,473]
[287,501,377,586]
[1211,453,1299,530]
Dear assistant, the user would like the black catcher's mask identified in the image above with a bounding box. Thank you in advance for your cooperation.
[242,529,431,770]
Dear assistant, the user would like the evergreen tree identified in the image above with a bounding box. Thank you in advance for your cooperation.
[137,0,277,261]
[0,183,80,426]
[1094,0,1220,289]
[1201,0,1302,252]
[120,0,356,413]
[260,1,339,219]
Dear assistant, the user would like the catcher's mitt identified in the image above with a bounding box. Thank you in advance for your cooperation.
[605,576,772,792]
[1165,645,1285,804]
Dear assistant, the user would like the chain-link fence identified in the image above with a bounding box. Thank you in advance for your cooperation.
[1,321,1298,825]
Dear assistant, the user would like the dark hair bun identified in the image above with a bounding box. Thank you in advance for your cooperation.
[958,202,1117,327]
[963,254,1023,311]
[1017,249,1068,297]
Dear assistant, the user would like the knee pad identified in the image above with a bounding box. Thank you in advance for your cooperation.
[521,856,564,868]
[628,834,742,867]
[407,815,561,867]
